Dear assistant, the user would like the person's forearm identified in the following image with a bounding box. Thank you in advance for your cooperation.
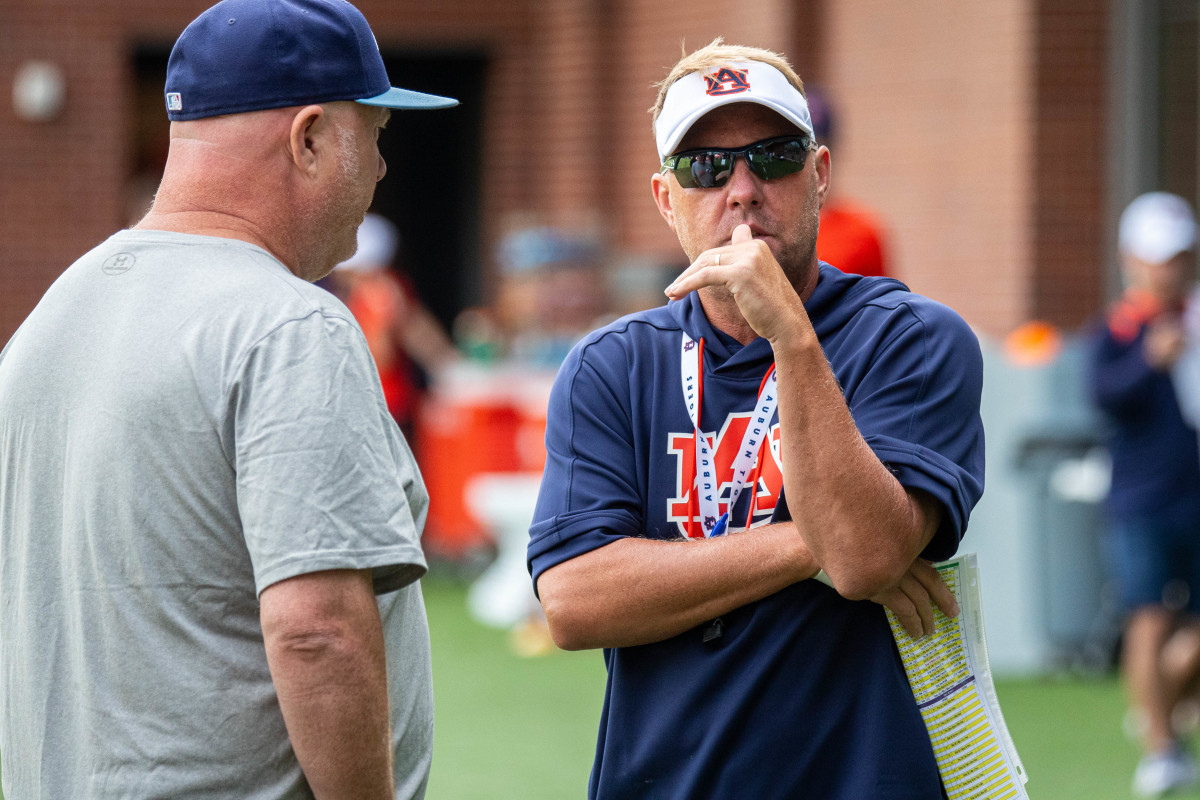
[771,334,935,600]
[536,522,817,650]
[270,637,392,800]
[399,307,461,374]
[262,572,393,800]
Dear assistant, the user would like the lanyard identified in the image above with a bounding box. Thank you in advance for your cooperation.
[680,332,778,537]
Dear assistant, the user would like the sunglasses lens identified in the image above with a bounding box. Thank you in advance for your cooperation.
[671,153,734,189]
[666,136,809,188]
[748,138,809,180]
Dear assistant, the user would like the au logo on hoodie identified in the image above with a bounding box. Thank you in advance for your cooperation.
[666,414,782,538]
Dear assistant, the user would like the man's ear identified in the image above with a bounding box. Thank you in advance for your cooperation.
[651,171,677,232]
[814,145,831,210]
[288,105,327,177]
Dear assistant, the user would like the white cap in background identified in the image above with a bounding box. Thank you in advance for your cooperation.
[336,213,399,272]
[1119,192,1197,264]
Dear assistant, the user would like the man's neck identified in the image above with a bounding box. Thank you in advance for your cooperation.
[134,207,297,273]
[698,288,759,345]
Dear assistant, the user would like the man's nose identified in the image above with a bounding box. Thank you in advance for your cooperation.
[724,156,762,208]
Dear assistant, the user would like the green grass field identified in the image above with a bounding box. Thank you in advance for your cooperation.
[424,574,605,799]
[422,574,1200,800]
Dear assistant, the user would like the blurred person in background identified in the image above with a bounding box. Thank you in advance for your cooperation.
[528,40,984,798]
[808,85,890,278]
[460,226,613,655]
[494,225,613,367]
[1090,192,1200,798]
[0,1,457,798]
[325,213,461,440]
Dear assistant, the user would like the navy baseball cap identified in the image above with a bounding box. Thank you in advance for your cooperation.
[164,0,458,121]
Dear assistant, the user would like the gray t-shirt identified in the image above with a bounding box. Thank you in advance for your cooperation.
[0,231,434,799]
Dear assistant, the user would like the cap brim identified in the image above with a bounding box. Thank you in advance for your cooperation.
[358,87,458,110]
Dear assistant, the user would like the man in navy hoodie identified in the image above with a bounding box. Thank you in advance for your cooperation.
[1091,192,1200,798]
[528,40,985,799]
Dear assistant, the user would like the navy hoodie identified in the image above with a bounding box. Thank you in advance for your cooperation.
[529,264,985,800]
[1089,295,1200,522]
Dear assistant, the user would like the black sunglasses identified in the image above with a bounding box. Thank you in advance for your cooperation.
[662,134,814,189]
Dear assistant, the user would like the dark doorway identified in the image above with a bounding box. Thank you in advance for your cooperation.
[129,47,173,226]
[375,53,486,333]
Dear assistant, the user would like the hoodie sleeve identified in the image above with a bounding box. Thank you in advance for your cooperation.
[841,299,985,561]
[526,332,645,591]
[1090,323,1158,420]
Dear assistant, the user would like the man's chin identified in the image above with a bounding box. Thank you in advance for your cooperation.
[301,239,357,283]
[697,284,737,305]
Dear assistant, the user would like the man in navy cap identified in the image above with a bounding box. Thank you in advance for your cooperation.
[0,2,456,798]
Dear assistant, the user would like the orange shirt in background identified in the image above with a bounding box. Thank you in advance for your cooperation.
[817,200,888,278]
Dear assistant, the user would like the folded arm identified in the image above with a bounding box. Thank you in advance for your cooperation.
[1091,328,1166,417]
[537,511,952,649]
[770,331,942,599]
[537,522,818,650]
[538,236,976,650]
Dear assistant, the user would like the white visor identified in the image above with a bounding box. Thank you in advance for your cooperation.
[654,61,814,161]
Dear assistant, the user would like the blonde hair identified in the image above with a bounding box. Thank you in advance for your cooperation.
[649,38,805,134]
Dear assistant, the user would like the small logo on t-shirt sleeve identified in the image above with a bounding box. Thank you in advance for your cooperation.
[166,93,183,112]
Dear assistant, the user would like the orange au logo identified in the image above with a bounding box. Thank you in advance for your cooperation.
[704,67,751,96]
[666,415,782,538]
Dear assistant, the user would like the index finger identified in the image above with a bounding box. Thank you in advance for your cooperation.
[909,559,959,618]
[663,251,732,300]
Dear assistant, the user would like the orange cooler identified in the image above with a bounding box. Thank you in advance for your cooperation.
[415,365,554,559]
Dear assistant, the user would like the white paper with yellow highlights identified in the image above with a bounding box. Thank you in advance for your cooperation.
[886,553,1029,800]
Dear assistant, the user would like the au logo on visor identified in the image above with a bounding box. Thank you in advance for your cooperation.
[704,67,750,96]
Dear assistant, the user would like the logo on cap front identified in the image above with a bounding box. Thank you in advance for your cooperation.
[704,67,751,96]
[166,92,183,112]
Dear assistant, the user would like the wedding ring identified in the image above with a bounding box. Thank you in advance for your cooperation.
[715,253,721,266]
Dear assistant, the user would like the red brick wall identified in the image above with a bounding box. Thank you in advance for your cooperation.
[0,0,1111,343]
[5,3,134,343]
[825,0,1037,335]
[823,0,1108,336]
[1031,0,1107,330]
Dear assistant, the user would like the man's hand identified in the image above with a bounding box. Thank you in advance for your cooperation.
[1144,317,1187,370]
[664,224,810,347]
[870,559,959,639]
